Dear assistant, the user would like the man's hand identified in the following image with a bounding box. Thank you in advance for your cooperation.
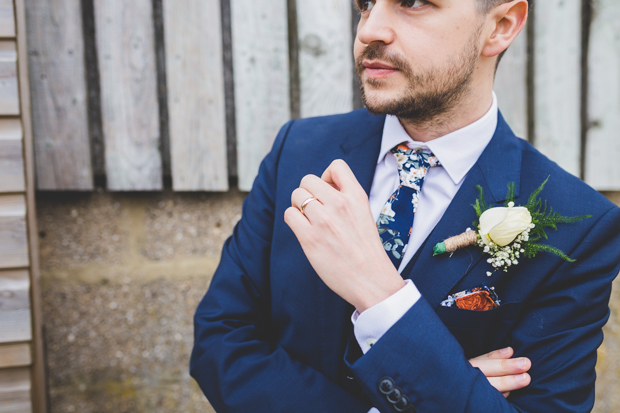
[285,160,405,312]
[469,347,532,398]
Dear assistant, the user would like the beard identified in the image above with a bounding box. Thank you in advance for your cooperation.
[355,29,482,125]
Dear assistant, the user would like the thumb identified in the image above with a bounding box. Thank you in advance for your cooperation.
[321,159,360,193]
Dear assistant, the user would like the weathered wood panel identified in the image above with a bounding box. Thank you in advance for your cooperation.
[586,0,620,190]
[25,0,93,190]
[0,368,31,413]
[0,344,31,368]
[297,0,353,118]
[231,0,290,191]
[94,0,162,190]
[0,270,31,344]
[0,0,15,38]
[163,0,228,191]
[0,41,19,115]
[0,196,28,269]
[533,0,581,177]
[0,119,25,193]
[495,25,528,140]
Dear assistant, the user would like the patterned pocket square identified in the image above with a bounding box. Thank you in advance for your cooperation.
[440,284,501,311]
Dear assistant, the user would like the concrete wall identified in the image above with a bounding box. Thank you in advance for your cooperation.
[37,191,620,412]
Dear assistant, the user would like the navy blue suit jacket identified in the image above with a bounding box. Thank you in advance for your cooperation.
[190,109,620,412]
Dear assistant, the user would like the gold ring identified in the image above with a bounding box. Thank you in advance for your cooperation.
[300,197,319,215]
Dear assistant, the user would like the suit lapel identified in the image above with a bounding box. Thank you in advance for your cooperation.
[406,112,523,310]
[317,112,385,377]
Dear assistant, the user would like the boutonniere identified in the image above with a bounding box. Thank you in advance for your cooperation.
[433,178,591,274]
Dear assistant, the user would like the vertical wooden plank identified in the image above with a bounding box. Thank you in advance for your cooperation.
[0,0,15,38]
[297,0,353,118]
[13,0,47,410]
[25,0,93,190]
[533,0,581,177]
[0,270,32,343]
[0,368,32,413]
[0,196,28,269]
[163,0,228,191]
[0,344,31,368]
[0,41,19,115]
[494,26,528,140]
[0,119,25,193]
[586,0,620,190]
[231,0,290,191]
[94,0,162,190]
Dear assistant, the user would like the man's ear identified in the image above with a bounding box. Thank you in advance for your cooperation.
[481,0,529,58]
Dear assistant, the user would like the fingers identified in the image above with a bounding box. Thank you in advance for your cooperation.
[321,159,365,195]
[284,206,312,238]
[469,356,531,377]
[470,347,514,361]
[291,187,319,211]
[486,373,531,395]
[299,174,341,206]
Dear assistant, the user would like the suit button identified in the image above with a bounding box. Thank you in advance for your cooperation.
[378,377,395,394]
[387,387,402,403]
[394,396,411,412]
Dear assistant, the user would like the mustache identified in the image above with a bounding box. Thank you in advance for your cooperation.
[355,44,412,75]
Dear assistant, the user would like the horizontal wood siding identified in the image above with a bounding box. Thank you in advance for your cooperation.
[0,368,31,413]
[0,196,28,269]
[94,0,162,191]
[0,0,15,38]
[0,41,19,115]
[0,119,24,193]
[163,0,228,191]
[586,0,620,190]
[26,0,93,190]
[0,344,31,369]
[232,0,290,191]
[0,270,32,344]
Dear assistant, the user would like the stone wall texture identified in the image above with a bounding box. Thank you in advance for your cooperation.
[37,191,620,412]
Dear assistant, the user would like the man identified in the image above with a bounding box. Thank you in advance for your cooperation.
[191,0,620,411]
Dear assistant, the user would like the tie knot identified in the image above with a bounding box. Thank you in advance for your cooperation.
[390,144,441,189]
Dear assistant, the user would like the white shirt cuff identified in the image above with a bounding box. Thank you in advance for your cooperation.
[351,279,421,354]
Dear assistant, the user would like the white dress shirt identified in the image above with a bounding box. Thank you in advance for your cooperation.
[352,92,499,359]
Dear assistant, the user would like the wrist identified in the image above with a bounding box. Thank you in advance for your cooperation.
[354,275,406,313]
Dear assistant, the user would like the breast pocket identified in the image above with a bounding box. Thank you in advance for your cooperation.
[435,302,524,359]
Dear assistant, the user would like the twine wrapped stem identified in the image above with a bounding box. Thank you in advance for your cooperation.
[433,230,479,256]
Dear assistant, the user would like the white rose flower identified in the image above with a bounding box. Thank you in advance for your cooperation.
[479,202,532,247]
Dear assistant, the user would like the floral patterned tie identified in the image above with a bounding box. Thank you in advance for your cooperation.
[377,144,441,268]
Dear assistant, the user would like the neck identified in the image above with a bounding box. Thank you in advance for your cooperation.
[398,84,494,143]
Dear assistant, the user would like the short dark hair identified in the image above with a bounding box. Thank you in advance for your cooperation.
[478,0,533,14]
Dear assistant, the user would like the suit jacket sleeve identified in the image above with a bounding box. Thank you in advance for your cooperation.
[345,205,620,412]
[190,120,372,413]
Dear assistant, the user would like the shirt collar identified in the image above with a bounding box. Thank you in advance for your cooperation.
[378,92,498,185]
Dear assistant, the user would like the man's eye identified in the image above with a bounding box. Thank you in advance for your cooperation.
[401,0,428,8]
[359,0,376,12]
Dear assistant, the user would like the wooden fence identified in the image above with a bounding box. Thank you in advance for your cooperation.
[23,0,620,192]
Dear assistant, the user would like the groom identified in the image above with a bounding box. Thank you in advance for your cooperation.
[191,0,620,412]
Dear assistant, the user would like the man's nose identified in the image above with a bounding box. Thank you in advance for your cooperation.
[357,2,396,45]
